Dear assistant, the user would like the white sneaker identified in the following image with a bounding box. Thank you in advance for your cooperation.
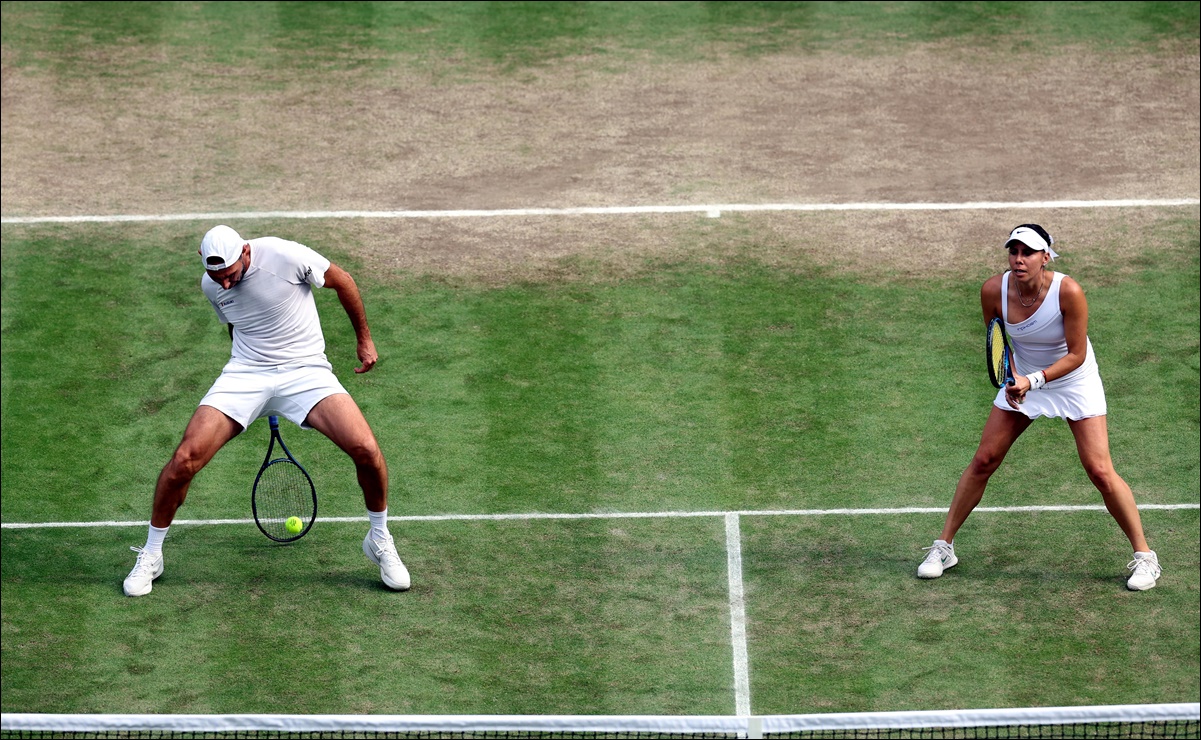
[123,546,164,597]
[918,540,957,579]
[363,532,410,591]
[1126,551,1161,591]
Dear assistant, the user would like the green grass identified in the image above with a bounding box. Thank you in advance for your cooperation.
[4,223,1196,525]
[746,509,1201,713]
[2,517,738,714]
[2,0,1199,722]
[2,1,1197,77]
[3,509,1197,715]
[2,220,1198,715]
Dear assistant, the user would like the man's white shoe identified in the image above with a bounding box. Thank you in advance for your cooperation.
[1126,551,1161,591]
[918,540,957,579]
[123,546,164,597]
[363,532,410,591]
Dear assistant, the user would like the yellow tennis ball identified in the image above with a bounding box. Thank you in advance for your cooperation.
[285,516,303,534]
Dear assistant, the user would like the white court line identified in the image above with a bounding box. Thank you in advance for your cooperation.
[1,198,1197,225]
[2,503,1196,529]
[725,513,752,717]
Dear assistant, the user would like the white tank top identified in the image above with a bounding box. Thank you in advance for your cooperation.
[201,237,332,367]
[1001,271,1097,386]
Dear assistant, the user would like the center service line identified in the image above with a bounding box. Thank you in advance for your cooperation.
[2,198,1197,225]
[725,513,753,717]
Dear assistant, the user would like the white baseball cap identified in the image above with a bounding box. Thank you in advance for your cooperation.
[199,225,247,270]
[1004,225,1059,260]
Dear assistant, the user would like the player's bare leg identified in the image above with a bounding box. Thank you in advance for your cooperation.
[126,405,241,596]
[1068,414,1159,589]
[304,393,388,510]
[939,406,1034,543]
[152,405,243,527]
[919,407,1033,579]
[305,393,408,590]
[1068,415,1150,551]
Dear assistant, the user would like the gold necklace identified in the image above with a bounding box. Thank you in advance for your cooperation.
[1017,274,1044,308]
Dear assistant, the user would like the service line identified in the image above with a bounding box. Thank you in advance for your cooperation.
[3,503,1196,529]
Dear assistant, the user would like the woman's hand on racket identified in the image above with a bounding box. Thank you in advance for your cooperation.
[1005,375,1029,408]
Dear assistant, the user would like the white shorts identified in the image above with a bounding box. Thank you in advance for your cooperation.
[199,360,348,431]
[993,368,1108,421]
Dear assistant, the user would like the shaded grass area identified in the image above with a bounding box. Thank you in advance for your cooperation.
[2,509,1195,714]
[0,517,736,714]
[2,1,1197,78]
[744,508,1201,712]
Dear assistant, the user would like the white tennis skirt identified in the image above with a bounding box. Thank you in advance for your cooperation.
[993,369,1108,421]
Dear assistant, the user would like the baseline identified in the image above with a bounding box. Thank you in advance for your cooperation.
[2,198,1198,225]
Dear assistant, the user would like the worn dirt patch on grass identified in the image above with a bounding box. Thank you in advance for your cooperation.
[3,43,1198,282]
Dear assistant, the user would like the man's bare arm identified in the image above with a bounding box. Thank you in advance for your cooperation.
[322,263,378,374]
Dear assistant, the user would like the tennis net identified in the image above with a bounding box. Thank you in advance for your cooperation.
[2,703,1198,739]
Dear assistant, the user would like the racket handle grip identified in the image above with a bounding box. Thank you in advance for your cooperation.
[268,415,279,429]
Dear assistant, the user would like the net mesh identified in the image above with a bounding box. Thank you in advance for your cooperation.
[2,704,1197,739]
[0,731,1195,740]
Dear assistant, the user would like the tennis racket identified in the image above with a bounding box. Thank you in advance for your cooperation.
[986,317,1015,389]
[251,415,317,543]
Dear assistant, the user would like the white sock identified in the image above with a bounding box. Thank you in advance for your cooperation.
[144,525,169,556]
[368,509,390,539]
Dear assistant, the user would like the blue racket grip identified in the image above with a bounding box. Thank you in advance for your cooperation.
[269,415,279,430]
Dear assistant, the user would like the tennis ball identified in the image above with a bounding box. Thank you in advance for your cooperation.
[285,516,303,534]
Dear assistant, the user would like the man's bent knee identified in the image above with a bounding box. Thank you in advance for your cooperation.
[346,438,385,469]
[163,447,207,485]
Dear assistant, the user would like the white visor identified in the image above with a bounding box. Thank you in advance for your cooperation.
[1004,226,1059,260]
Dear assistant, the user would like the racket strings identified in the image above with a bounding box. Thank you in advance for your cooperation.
[254,459,314,539]
[990,329,1005,375]
[988,323,1007,386]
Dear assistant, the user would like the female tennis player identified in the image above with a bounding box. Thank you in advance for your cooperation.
[917,224,1162,590]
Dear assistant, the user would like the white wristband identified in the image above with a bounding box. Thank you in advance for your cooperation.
[1026,371,1047,391]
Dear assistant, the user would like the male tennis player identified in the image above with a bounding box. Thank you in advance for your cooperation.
[123,225,409,596]
[917,224,1161,591]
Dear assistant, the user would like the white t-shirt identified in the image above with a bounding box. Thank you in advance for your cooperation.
[201,237,332,367]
